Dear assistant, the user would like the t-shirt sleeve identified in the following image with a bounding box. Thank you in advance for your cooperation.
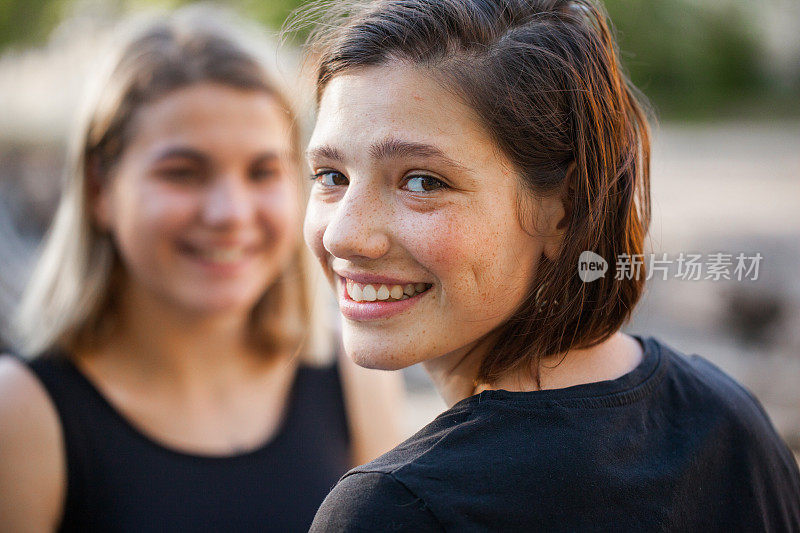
[729,379,800,526]
[309,471,443,532]
[690,355,800,527]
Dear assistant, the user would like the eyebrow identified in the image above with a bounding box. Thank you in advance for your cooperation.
[369,138,452,163]
[151,146,203,161]
[305,145,345,163]
[306,137,470,174]
[151,146,283,165]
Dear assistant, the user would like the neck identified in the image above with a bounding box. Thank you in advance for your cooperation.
[474,332,644,395]
[422,338,488,407]
[424,332,644,406]
[87,282,270,389]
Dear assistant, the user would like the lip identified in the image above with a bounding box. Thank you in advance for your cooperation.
[181,239,261,251]
[177,242,260,276]
[334,269,424,287]
[335,275,429,321]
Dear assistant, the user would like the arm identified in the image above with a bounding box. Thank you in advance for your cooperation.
[0,356,65,533]
[310,471,442,532]
[338,353,406,466]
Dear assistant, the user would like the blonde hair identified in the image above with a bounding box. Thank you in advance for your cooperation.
[15,7,331,361]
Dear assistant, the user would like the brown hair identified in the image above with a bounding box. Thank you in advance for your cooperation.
[16,10,319,358]
[302,0,651,384]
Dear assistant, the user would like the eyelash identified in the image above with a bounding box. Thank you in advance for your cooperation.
[250,167,279,181]
[401,174,448,193]
[311,170,449,193]
[157,167,202,182]
[156,165,279,184]
[311,170,348,187]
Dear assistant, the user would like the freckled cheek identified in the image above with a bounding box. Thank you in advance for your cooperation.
[403,214,513,313]
[416,232,462,275]
[400,215,486,289]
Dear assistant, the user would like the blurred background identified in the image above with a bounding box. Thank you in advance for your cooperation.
[0,0,798,459]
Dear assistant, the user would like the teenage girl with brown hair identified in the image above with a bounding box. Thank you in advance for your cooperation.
[301,0,800,529]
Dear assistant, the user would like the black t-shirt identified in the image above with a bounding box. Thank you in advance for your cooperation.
[311,336,800,532]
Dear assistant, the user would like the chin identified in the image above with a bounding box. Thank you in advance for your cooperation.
[344,340,418,371]
[176,291,260,317]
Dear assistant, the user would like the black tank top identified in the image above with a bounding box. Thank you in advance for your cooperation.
[26,354,351,532]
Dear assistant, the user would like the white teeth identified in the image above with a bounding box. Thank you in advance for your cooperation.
[390,285,404,300]
[362,285,377,302]
[376,285,390,300]
[345,279,430,303]
[347,282,363,302]
[199,248,245,263]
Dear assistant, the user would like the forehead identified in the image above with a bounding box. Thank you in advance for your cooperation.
[127,83,293,153]
[310,64,500,165]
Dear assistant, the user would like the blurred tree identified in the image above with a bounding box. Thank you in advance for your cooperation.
[0,0,796,119]
[604,0,769,118]
[0,0,309,49]
[0,0,71,49]
[240,0,306,36]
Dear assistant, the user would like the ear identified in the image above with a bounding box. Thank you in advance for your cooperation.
[87,155,113,231]
[540,162,575,262]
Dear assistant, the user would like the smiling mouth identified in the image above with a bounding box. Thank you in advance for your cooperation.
[178,243,258,265]
[343,278,431,302]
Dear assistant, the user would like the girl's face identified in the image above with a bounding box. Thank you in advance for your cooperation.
[305,64,564,370]
[95,83,299,318]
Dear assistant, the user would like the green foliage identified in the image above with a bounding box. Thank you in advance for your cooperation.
[0,0,69,49]
[239,0,306,35]
[0,0,795,120]
[0,0,306,49]
[603,0,778,118]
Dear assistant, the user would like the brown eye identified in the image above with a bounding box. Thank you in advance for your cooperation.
[313,170,349,186]
[156,165,203,183]
[250,166,279,182]
[403,175,446,192]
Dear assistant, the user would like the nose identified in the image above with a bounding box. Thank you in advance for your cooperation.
[322,185,391,261]
[202,175,254,228]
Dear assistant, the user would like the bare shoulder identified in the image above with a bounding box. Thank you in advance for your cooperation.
[0,354,61,425]
[0,355,65,532]
[337,354,406,465]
